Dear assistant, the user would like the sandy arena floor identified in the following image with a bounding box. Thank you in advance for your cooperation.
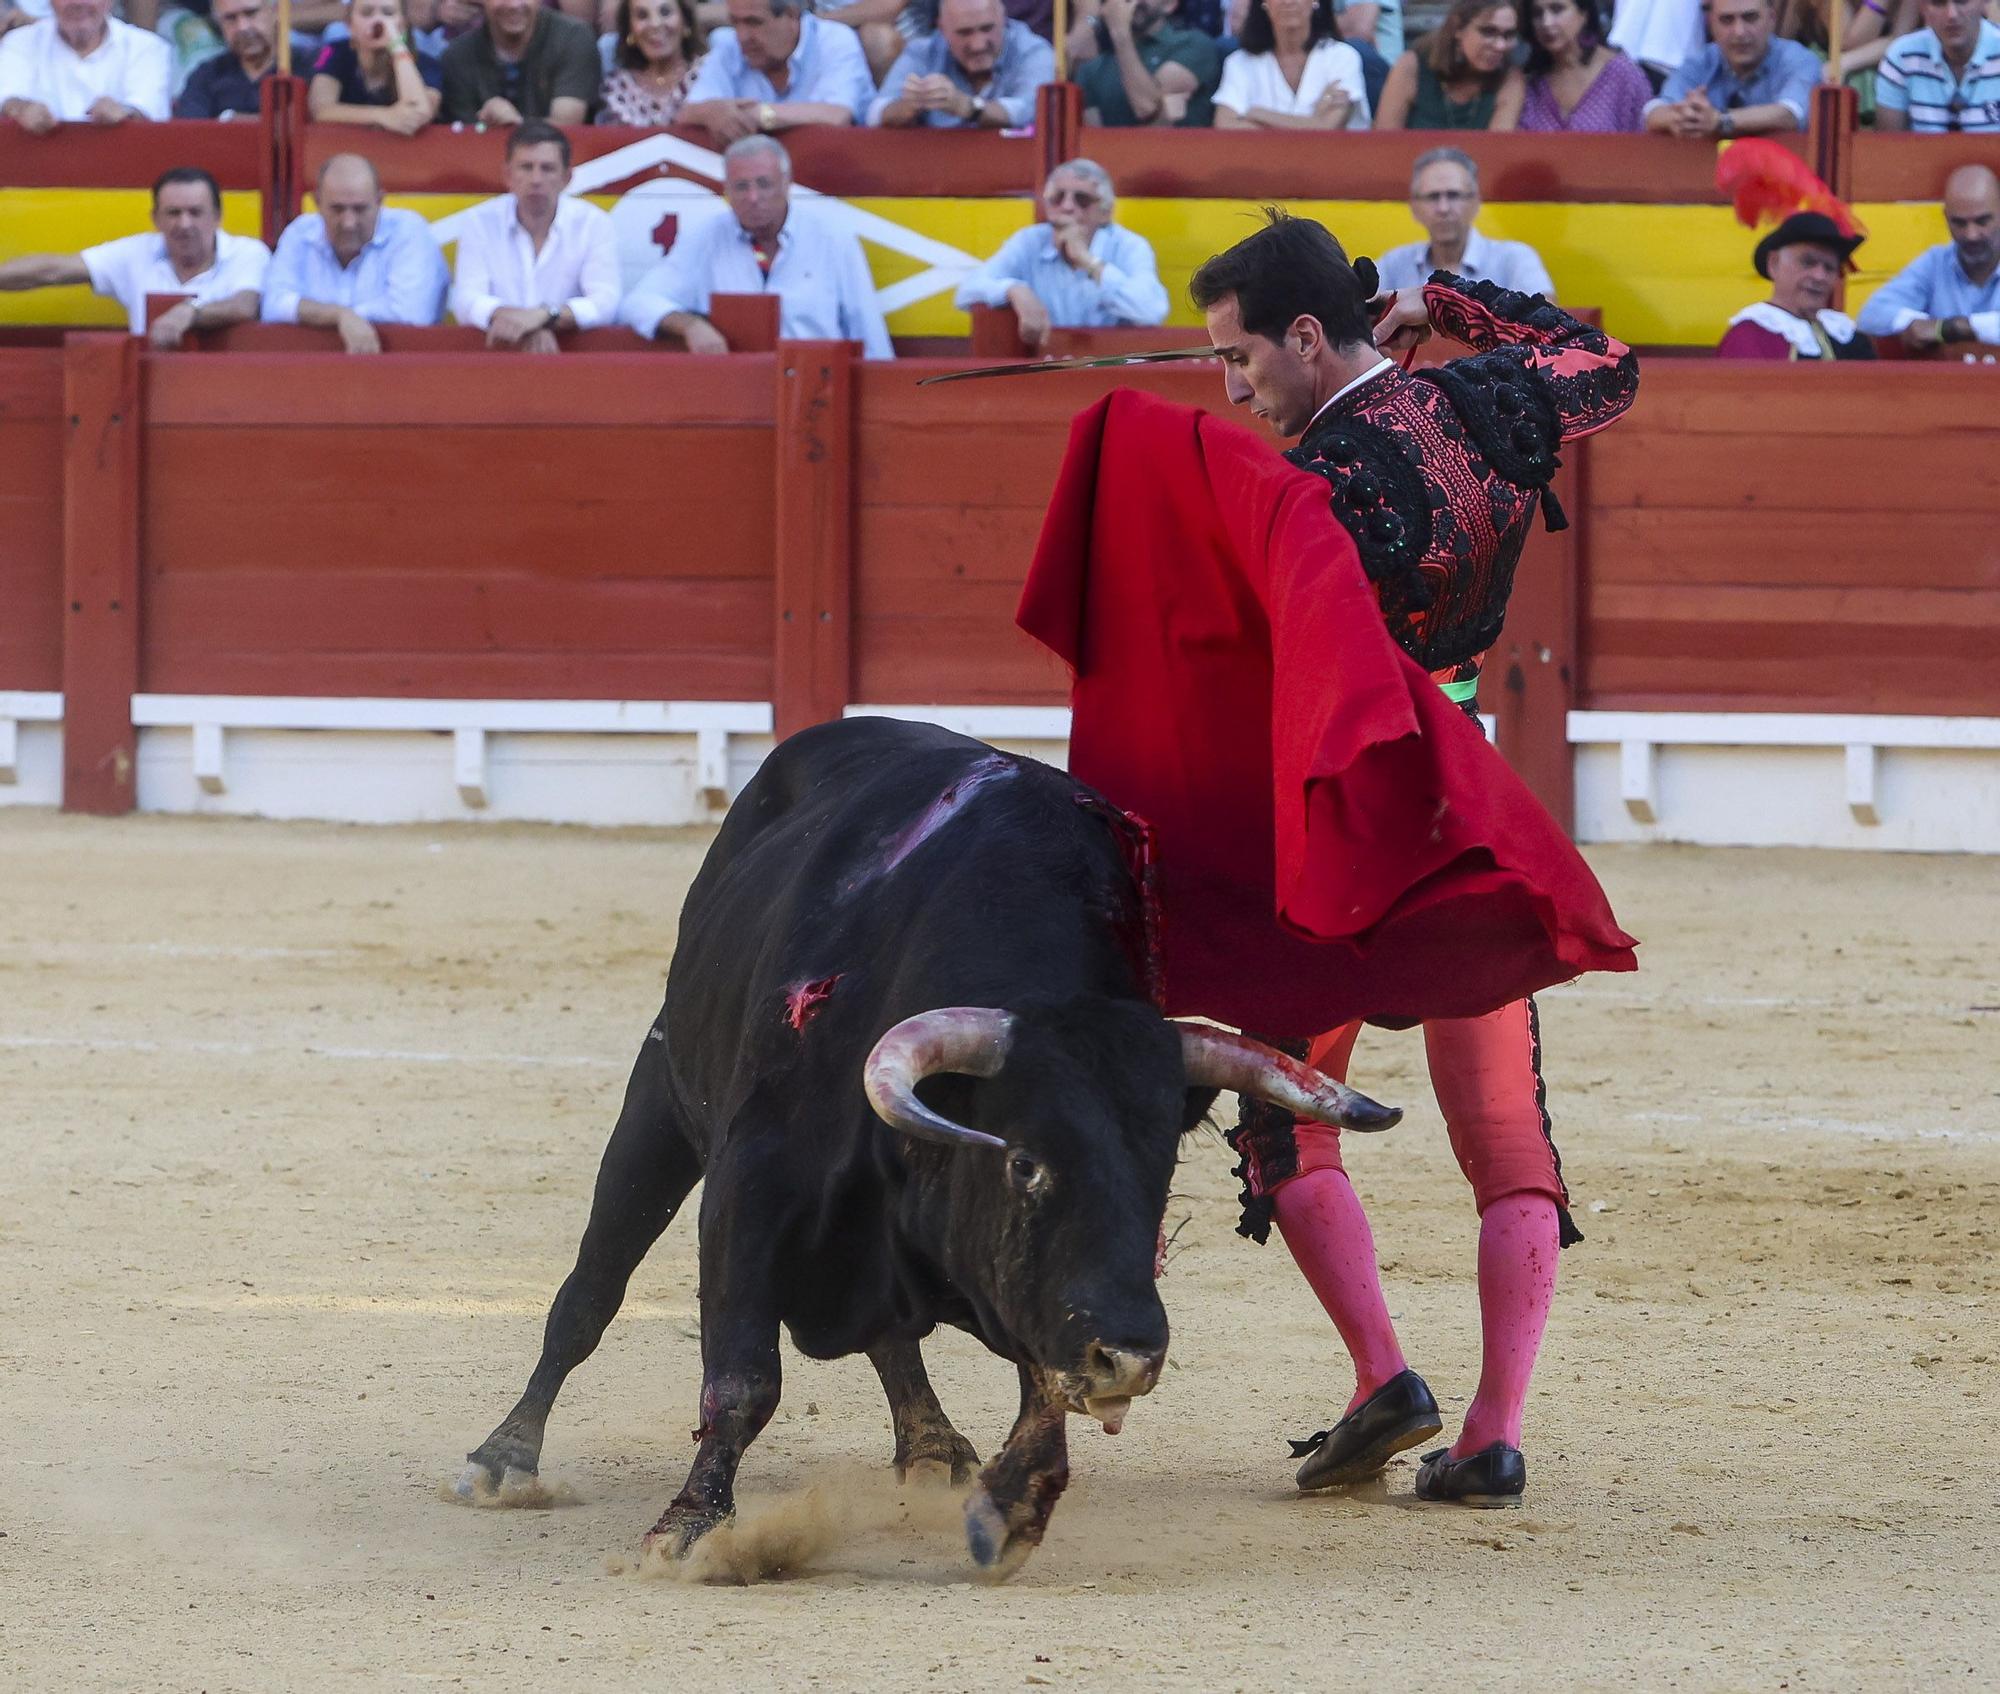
[1,810,1996,1692]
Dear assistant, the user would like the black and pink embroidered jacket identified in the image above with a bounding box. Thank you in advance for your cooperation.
[1285,274,1639,685]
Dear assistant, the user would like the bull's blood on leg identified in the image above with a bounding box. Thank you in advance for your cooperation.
[1273,1166,1408,1414]
[1454,1194,1559,1456]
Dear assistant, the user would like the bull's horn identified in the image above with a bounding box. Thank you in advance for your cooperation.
[863,1008,1013,1150]
[1178,1026,1402,1132]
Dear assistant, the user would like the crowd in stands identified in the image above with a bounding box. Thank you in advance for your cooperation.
[1,0,1995,133]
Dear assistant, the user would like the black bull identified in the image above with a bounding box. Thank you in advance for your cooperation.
[454,718,1398,1578]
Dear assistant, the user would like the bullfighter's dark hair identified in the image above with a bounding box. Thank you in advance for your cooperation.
[507,120,572,168]
[1188,209,1378,350]
[1237,0,1336,55]
[152,167,222,214]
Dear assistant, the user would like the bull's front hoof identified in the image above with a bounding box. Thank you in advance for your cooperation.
[450,1458,540,1504]
[641,1503,728,1566]
[963,1487,1043,1583]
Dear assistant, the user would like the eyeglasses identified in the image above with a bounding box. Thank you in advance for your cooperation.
[1047,187,1100,208]
[1472,23,1518,39]
[1412,189,1476,205]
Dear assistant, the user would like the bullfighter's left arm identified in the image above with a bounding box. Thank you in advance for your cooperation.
[1421,273,1639,442]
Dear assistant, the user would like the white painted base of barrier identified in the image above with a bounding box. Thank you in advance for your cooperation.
[1571,712,2000,853]
[6,696,2000,850]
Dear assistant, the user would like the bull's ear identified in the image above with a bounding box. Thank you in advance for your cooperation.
[1179,1086,1222,1135]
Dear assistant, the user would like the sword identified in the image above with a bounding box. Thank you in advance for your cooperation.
[915,346,1220,386]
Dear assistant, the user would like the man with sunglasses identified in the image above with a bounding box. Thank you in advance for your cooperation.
[1877,0,2000,133]
[954,159,1168,349]
[1642,0,1817,136]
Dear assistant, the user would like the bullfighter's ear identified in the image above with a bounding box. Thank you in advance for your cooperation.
[1179,1086,1222,1136]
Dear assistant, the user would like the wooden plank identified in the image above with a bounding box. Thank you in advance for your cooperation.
[0,120,262,189]
[1613,366,2000,435]
[145,572,770,657]
[1580,652,1996,716]
[771,342,854,739]
[0,350,65,691]
[144,354,779,428]
[1851,133,2000,203]
[1588,509,2000,592]
[141,648,773,701]
[142,427,776,579]
[61,334,140,814]
[855,574,1030,624]
[1588,432,2000,513]
[855,505,1048,581]
[1490,459,1578,830]
[853,617,1071,705]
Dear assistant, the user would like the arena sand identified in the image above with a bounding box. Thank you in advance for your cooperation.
[1,810,1995,1692]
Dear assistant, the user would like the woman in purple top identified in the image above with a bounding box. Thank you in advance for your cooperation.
[1518,0,1651,130]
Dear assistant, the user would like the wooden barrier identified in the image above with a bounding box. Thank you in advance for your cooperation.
[7,337,1997,829]
[1579,363,2000,718]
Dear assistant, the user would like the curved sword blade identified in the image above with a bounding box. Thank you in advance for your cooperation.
[915,346,1220,387]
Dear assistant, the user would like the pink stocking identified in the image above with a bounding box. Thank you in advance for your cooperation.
[1273,1168,1407,1414]
[1455,1194,1559,1455]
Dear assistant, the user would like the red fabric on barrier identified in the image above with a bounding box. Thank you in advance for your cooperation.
[1016,388,1636,1038]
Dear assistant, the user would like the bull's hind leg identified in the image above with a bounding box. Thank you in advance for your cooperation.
[457,1041,703,1499]
[867,1338,980,1485]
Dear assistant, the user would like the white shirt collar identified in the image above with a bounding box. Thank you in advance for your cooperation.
[1304,356,1395,431]
[1729,299,1857,356]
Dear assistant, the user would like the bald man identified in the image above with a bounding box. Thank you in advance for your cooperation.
[262,152,449,353]
[1856,165,2000,351]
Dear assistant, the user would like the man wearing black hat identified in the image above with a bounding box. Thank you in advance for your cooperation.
[1718,210,1875,360]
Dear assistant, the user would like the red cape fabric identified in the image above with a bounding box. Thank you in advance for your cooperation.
[1016,388,1636,1038]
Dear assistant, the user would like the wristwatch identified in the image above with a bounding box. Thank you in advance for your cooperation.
[1717,109,1735,139]
[967,95,987,124]
[757,101,777,131]
[543,305,562,332]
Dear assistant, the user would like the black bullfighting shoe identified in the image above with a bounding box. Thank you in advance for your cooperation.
[1414,1442,1527,1508]
[1291,1369,1443,1492]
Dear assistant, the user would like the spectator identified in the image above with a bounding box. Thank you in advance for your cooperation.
[679,0,873,139]
[0,166,265,346]
[1606,0,1703,85]
[0,0,170,128]
[596,0,705,124]
[1214,0,1371,129]
[1374,0,1525,128]
[1855,163,2000,349]
[172,0,303,117]
[262,152,449,352]
[1877,0,2000,131]
[869,0,1053,127]
[1643,0,1819,134]
[440,0,599,123]
[954,159,1168,345]
[450,121,621,348]
[310,0,442,131]
[1376,145,1557,294]
[621,134,893,356]
[1717,210,1874,358]
[1777,0,1919,102]
[1072,0,1222,126]
[1227,0,1397,98]
[1520,0,1651,127]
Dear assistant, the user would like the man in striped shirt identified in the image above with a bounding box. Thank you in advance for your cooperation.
[1877,0,2000,133]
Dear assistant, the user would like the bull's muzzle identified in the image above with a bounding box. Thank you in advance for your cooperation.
[1074,1341,1166,1434]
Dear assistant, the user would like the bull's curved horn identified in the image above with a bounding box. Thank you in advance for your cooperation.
[863,1008,1014,1150]
[1178,1026,1402,1133]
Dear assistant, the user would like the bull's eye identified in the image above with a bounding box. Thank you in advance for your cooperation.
[1006,1151,1049,1195]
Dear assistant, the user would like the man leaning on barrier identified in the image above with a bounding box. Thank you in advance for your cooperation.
[262,152,450,354]
[0,165,267,348]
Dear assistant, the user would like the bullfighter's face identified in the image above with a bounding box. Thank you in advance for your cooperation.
[1203,290,1323,438]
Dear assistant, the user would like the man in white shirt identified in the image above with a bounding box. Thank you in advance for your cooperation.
[1375,147,1556,299]
[679,0,875,141]
[622,134,893,358]
[954,159,1169,348]
[0,0,170,130]
[449,121,622,353]
[0,166,267,347]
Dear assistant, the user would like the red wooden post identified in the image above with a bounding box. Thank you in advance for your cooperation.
[1036,80,1082,181]
[772,340,855,741]
[61,334,142,815]
[1490,447,1581,833]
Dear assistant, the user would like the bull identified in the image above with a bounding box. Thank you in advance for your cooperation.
[453,717,1398,1578]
